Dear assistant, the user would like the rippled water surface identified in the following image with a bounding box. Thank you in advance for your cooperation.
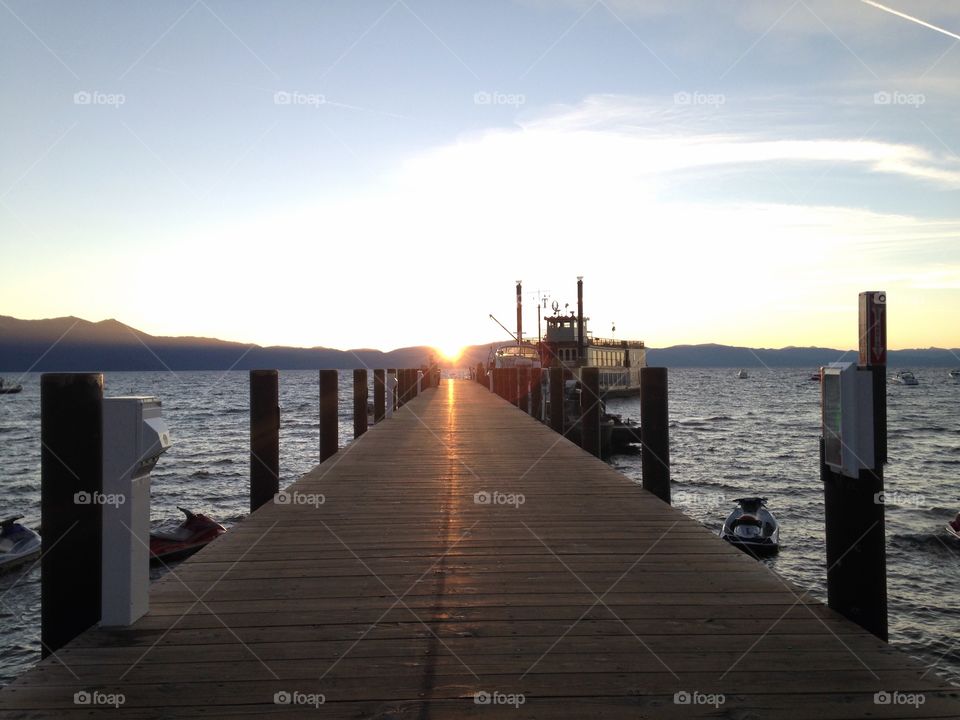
[1,368,958,686]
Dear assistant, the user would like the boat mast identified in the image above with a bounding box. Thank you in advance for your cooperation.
[516,280,522,348]
[577,276,584,365]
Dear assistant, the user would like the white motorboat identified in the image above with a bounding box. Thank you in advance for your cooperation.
[893,370,919,386]
[736,369,749,379]
[0,378,23,394]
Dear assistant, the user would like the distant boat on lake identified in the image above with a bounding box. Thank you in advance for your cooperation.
[0,378,22,394]
[893,370,919,386]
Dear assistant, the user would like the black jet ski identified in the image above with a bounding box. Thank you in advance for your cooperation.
[720,497,780,556]
[0,515,41,573]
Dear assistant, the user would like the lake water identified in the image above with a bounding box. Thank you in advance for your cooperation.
[1,368,958,687]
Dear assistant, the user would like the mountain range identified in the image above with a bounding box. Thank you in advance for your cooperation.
[0,315,957,372]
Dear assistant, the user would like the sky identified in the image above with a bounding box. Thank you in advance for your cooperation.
[2,0,959,355]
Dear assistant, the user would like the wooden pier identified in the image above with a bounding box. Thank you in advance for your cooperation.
[2,379,959,718]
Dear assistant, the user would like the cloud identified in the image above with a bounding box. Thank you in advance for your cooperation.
[147,94,959,348]
[463,94,960,187]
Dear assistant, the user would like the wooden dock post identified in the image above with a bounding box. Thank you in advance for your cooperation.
[580,367,601,457]
[397,369,407,407]
[822,291,888,641]
[40,373,103,657]
[549,367,564,433]
[387,369,397,412]
[530,367,542,420]
[517,367,529,411]
[373,369,385,423]
[507,368,519,406]
[353,369,368,439]
[319,369,338,462]
[640,367,671,504]
[249,370,280,513]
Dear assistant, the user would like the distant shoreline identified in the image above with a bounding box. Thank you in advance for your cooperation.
[1,315,957,371]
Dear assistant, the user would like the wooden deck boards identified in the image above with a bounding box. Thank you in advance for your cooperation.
[2,379,958,718]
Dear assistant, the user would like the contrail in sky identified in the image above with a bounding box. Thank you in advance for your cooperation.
[860,0,960,42]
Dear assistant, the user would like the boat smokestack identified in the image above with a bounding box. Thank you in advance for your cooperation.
[577,276,584,362]
[516,280,523,344]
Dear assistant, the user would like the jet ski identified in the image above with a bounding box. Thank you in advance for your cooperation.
[947,513,960,541]
[149,507,226,563]
[0,515,41,573]
[720,497,780,556]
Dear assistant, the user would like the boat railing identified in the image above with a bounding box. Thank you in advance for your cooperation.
[590,337,645,349]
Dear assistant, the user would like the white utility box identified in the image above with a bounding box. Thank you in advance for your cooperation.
[101,397,171,626]
[821,363,874,478]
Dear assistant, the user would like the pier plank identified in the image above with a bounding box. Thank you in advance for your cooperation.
[2,380,958,719]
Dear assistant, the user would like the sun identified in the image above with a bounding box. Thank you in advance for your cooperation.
[435,344,464,364]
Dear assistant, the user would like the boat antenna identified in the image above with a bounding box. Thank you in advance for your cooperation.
[530,288,551,345]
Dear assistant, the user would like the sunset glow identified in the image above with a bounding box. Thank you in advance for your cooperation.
[436,345,466,364]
